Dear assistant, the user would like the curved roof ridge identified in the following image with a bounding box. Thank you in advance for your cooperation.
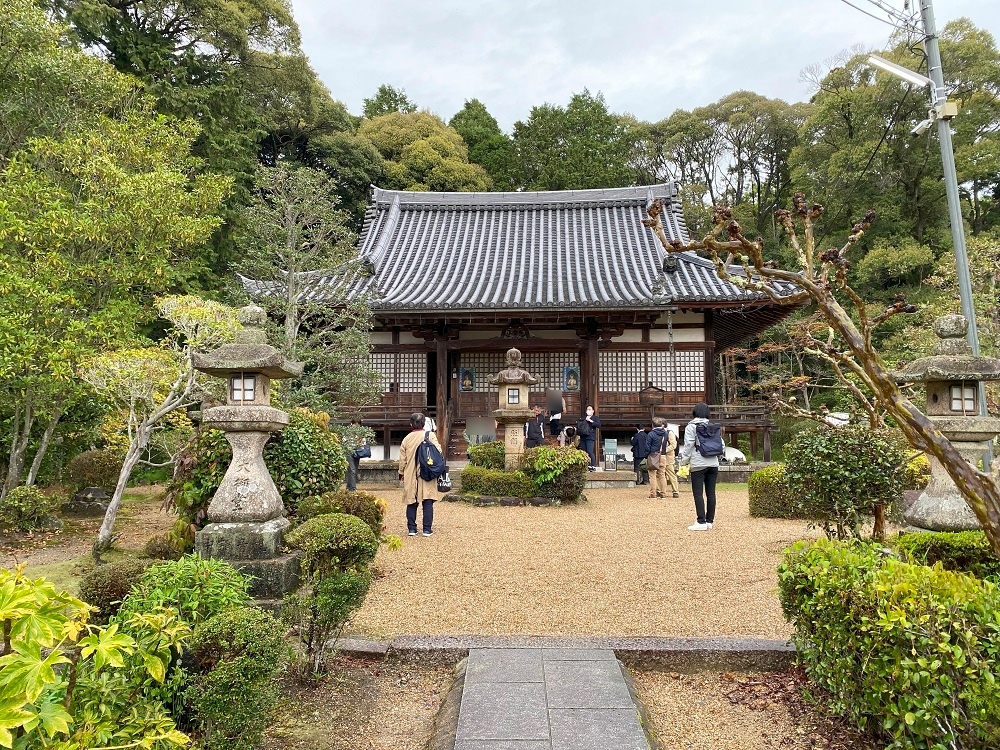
[371,183,678,207]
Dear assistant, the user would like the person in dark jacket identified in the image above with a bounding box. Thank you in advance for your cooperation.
[646,419,678,499]
[525,405,545,448]
[631,425,649,485]
[577,405,601,471]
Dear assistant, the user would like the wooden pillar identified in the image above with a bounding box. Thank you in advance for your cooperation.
[586,337,600,464]
[382,427,391,461]
[704,310,716,403]
[763,430,772,462]
[750,431,759,460]
[436,336,448,451]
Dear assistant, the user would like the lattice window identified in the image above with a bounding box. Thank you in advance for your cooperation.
[603,350,705,393]
[370,352,427,392]
[458,351,579,392]
[370,353,394,392]
[598,351,645,391]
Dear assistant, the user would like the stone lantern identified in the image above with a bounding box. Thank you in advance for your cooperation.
[190,305,304,598]
[892,314,1000,531]
[489,348,539,469]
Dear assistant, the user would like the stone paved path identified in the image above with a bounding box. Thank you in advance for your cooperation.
[455,648,652,750]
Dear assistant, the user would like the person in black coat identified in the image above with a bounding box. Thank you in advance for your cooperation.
[525,405,546,448]
[631,424,650,485]
[577,405,601,471]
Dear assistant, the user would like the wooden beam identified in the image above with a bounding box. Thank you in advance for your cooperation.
[436,337,448,449]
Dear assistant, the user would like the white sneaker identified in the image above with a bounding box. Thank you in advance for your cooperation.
[706,523,714,529]
[422,531,433,537]
[687,522,710,531]
[408,531,417,536]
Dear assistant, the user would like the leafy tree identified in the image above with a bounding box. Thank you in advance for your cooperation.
[512,89,640,190]
[81,296,240,559]
[358,111,490,191]
[450,99,515,190]
[0,1,230,497]
[235,164,382,412]
[644,193,1000,554]
[362,83,417,119]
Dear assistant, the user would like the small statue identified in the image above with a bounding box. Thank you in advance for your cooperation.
[488,348,539,386]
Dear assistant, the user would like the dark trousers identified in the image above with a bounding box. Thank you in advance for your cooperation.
[633,457,648,484]
[549,419,561,437]
[406,500,434,534]
[691,466,718,524]
[580,435,596,467]
[526,437,544,448]
[346,455,359,491]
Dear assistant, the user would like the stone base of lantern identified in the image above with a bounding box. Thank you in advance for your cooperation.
[196,517,302,599]
[494,408,534,470]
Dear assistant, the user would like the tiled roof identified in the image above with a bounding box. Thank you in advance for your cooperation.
[249,184,797,312]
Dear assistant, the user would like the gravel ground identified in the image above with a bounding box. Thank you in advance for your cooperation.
[632,668,868,749]
[351,485,822,639]
[262,656,453,750]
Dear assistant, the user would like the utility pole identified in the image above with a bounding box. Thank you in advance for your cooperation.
[919,0,991,458]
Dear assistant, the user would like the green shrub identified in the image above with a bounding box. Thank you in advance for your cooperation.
[467,440,505,469]
[285,512,378,576]
[901,453,931,491]
[0,485,59,531]
[298,488,387,538]
[784,425,907,539]
[143,533,184,560]
[165,408,348,549]
[116,554,250,627]
[0,567,190,750]
[460,465,538,498]
[282,568,372,676]
[67,449,124,491]
[747,464,809,519]
[520,446,588,503]
[78,557,157,624]
[778,538,1000,749]
[185,607,288,750]
[896,530,1000,583]
[856,238,934,288]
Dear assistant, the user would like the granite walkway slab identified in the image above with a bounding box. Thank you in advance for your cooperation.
[455,648,652,750]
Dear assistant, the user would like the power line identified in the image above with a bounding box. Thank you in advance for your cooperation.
[837,0,907,31]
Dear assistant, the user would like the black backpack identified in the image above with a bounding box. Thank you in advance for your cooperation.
[694,422,725,458]
[416,430,448,481]
[576,418,592,437]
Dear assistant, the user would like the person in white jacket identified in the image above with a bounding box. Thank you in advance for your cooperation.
[677,402,720,531]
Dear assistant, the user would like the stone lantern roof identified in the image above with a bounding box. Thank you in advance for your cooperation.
[892,314,1000,384]
[191,305,303,379]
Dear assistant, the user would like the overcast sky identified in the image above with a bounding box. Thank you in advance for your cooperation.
[291,1,1000,132]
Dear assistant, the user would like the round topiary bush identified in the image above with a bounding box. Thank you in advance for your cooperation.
[520,446,588,504]
[297,488,387,539]
[467,440,506,470]
[895,530,1000,583]
[459,466,538,498]
[184,606,289,750]
[0,485,60,532]
[67,449,123,492]
[285,512,378,576]
[165,408,348,548]
[748,464,810,519]
[78,557,157,623]
[901,452,931,491]
[784,425,907,539]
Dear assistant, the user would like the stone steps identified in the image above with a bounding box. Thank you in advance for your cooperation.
[451,647,653,750]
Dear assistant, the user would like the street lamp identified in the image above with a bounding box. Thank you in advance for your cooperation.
[865,2,988,438]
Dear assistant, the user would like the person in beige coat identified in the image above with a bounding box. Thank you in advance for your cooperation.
[398,412,443,536]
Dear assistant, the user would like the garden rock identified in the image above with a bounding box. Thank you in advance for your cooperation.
[61,487,110,516]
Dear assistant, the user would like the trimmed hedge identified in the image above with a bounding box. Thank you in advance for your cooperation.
[297,488,387,539]
[467,440,506,470]
[520,446,588,504]
[459,465,538,498]
[185,607,288,750]
[778,538,1000,748]
[0,485,59,531]
[67,449,123,492]
[896,530,1000,583]
[285,512,378,576]
[902,453,931,491]
[78,557,156,624]
[747,464,809,519]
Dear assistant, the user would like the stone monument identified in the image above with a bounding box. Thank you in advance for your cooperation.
[489,348,539,469]
[892,314,1000,531]
[191,305,305,599]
